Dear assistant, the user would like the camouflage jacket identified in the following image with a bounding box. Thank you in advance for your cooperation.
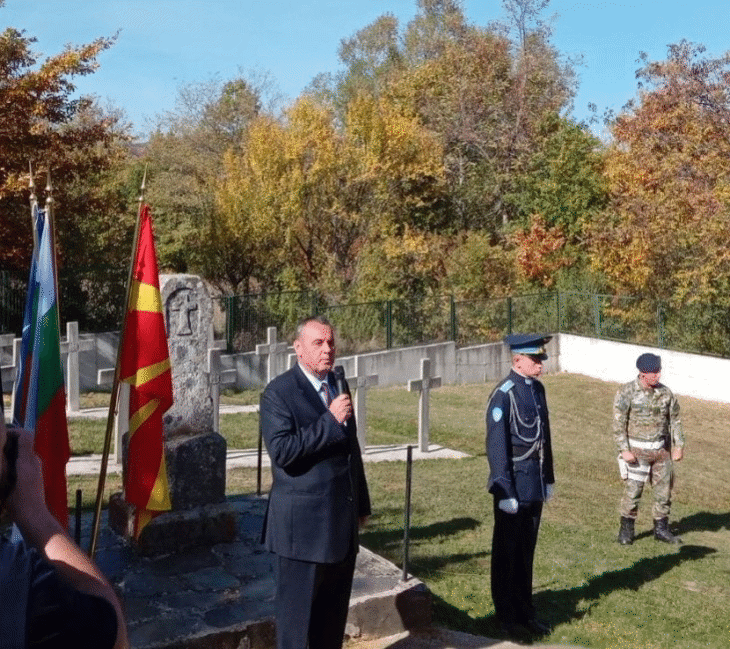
[612,377,684,452]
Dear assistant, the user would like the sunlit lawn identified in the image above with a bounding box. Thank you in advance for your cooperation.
[67,374,730,648]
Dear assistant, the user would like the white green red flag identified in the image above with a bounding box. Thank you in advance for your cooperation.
[118,205,173,537]
[12,205,70,529]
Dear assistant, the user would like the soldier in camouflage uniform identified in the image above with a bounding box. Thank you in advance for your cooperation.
[613,352,685,545]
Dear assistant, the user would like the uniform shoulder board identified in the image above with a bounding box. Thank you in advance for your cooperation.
[499,379,515,393]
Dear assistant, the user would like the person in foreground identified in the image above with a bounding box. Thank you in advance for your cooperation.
[614,352,685,545]
[0,398,128,649]
[486,334,555,638]
[259,316,371,649]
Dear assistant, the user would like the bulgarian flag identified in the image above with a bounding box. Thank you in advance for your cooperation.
[118,205,173,537]
[13,205,70,529]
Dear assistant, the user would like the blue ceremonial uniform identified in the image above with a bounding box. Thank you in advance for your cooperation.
[487,371,554,503]
[486,335,555,633]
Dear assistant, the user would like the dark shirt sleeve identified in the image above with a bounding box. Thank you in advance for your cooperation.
[1,538,117,649]
[26,556,118,649]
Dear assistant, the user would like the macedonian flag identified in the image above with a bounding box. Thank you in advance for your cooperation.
[118,205,173,537]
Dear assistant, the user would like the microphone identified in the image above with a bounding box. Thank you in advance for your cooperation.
[333,365,346,396]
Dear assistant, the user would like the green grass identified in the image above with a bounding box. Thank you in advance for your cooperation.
[67,374,730,647]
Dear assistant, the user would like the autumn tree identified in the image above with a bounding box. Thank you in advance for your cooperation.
[143,73,280,279]
[591,41,730,349]
[216,93,446,298]
[0,22,130,271]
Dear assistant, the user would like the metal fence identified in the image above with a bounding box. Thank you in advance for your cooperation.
[216,290,730,358]
[0,267,127,335]
[216,292,458,355]
[4,273,730,359]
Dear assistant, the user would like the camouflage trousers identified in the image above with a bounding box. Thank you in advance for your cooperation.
[619,446,674,520]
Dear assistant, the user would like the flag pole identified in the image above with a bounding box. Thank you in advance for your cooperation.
[28,162,39,251]
[89,167,148,557]
[44,170,62,336]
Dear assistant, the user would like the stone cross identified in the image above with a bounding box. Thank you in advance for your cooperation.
[0,334,16,393]
[207,347,237,434]
[407,358,442,452]
[60,321,94,412]
[168,289,199,336]
[256,327,288,383]
[8,338,21,417]
[351,356,379,449]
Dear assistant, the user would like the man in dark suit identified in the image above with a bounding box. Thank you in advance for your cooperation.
[486,334,555,638]
[260,315,371,649]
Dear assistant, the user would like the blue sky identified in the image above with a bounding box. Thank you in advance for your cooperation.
[2,0,729,138]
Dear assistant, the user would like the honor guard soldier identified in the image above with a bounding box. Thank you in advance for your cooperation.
[614,352,684,545]
[486,334,555,637]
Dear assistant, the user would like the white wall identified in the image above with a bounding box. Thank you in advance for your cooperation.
[5,329,729,403]
[559,333,730,404]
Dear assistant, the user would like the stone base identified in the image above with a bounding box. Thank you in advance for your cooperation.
[347,549,432,639]
[109,493,236,556]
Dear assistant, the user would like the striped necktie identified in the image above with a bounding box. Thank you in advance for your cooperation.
[320,382,332,406]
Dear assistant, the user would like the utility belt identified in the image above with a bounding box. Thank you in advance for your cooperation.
[618,437,669,481]
[628,438,666,450]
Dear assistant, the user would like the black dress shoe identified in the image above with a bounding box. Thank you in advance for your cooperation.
[523,618,551,635]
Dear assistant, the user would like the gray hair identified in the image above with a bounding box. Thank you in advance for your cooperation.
[294,315,333,341]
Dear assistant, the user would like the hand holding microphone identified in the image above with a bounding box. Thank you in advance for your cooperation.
[330,366,352,424]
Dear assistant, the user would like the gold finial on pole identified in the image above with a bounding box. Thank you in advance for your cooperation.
[45,169,53,216]
[28,161,39,250]
[43,169,62,344]
[29,161,37,208]
[138,163,148,210]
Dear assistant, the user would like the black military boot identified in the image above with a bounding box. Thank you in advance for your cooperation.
[617,517,635,545]
[654,518,681,544]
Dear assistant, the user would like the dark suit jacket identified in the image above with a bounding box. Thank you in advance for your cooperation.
[260,364,371,564]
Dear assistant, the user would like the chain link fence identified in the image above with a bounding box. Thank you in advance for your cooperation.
[217,290,730,358]
[0,267,128,336]
[4,272,730,358]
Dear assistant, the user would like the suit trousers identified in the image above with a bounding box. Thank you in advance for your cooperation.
[276,552,356,649]
[490,499,543,625]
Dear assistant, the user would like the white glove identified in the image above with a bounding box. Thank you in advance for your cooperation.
[498,498,519,514]
[545,483,554,501]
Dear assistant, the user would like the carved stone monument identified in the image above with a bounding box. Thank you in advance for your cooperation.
[110,274,235,555]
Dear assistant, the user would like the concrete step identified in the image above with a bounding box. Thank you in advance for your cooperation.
[86,495,430,649]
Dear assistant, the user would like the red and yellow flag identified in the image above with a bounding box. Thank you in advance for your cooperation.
[118,205,173,537]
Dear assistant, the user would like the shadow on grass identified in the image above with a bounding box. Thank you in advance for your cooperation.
[534,544,716,626]
[675,510,730,534]
[420,545,717,645]
[410,549,491,576]
[360,516,482,551]
[630,511,730,542]
[430,593,502,643]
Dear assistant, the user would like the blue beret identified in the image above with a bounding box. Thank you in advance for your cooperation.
[504,333,551,357]
[636,353,661,373]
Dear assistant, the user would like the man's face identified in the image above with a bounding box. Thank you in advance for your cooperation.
[639,371,661,388]
[513,353,544,378]
[294,321,336,379]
